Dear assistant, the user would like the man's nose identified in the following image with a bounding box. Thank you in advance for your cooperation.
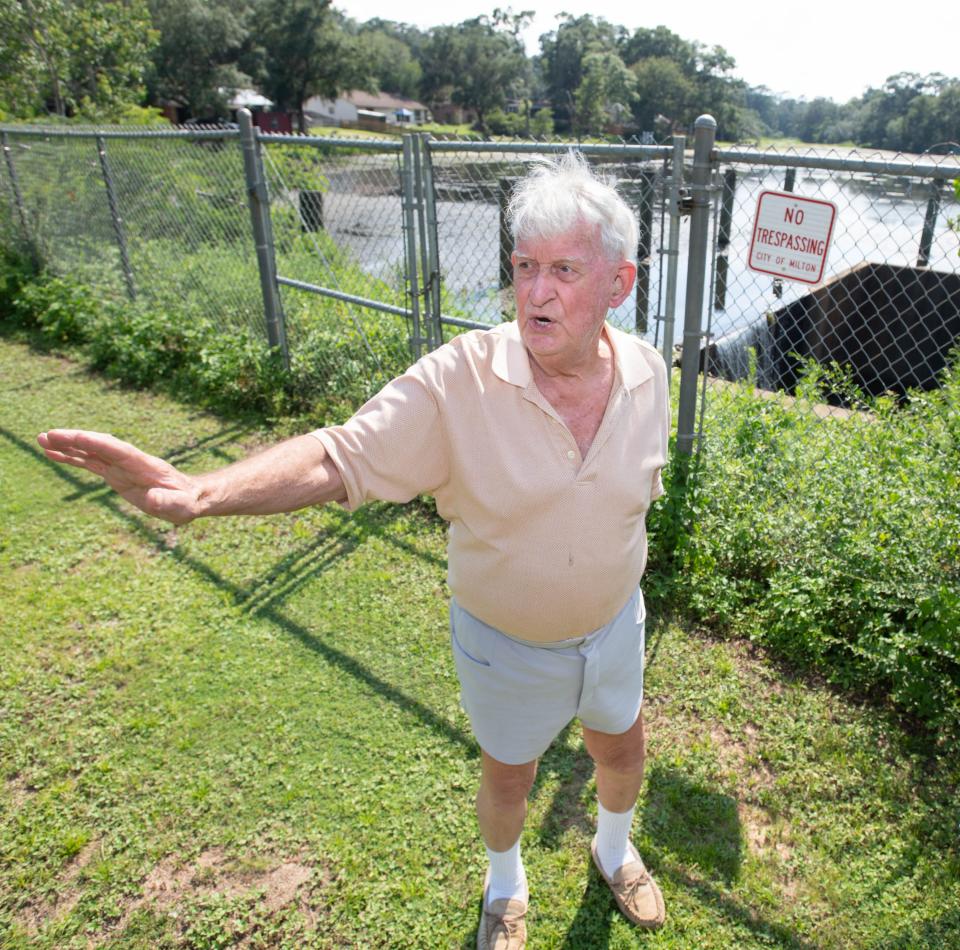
[528,270,555,305]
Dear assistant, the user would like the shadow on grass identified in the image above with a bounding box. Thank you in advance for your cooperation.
[334,501,448,571]
[552,765,814,949]
[1,426,476,759]
[643,763,741,884]
[642,764,819,949]
[61,423,253,503]
[238,531,356,617]
[533,723,597,847]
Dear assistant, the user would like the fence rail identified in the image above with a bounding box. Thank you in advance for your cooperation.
[2,114,959,465]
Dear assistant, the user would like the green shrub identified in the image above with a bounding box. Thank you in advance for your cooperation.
[13,275,105,343]
[0,257,413,425]
[0,242,41,321]
[650,357,960,736]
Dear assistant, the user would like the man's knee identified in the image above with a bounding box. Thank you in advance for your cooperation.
[478,752,537,807]
[583,715,646,776]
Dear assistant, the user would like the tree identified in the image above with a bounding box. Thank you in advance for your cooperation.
[146,0,254,119]
[630,57,695,135]
[0,0,52,115]
[689,44,746,140]
[538,14,624,131]
[252,0,372,132]
[854,72,960,152]
[0,0,156,119]
[796,97,842,143]
[530,106,554,138]
[356,28,422,99]
[421,16,529,132]
[573,51,635,136]
[620,25,698,74]
[619,24,747,140]
[857,72,931,149]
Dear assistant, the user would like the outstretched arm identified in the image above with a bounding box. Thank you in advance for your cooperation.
[37,429,346,525]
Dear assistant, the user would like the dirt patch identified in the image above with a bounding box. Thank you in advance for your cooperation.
[15,843,324,941]
[737,801,798,899]
[112,846,324,936]
[5,773,37,811]
[15,838,101,936]
[707,720,777,796]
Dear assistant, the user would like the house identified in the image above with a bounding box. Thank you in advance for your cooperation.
[303,90,431,129]
[225,89,293,133]
[429,102,477,126]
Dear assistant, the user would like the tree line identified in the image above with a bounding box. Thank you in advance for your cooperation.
[1,0,957,152]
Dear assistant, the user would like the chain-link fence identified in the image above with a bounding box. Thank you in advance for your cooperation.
[702,143,960,410]
[2,117,959,457]
[1,126,265,335]
[422,140,674,341]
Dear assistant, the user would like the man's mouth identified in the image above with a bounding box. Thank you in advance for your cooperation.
[531,316,553,326]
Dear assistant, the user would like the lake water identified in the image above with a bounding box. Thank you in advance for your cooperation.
[311,158,960,352]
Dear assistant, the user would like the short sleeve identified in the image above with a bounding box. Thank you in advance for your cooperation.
[310,371,449,511]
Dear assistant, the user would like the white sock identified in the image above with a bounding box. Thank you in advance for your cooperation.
[595,801,636,877]
[484,839,528,907]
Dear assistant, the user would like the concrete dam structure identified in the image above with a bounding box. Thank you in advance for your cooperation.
[705,262,960,403]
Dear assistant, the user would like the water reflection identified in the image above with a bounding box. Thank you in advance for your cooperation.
[315,158,960,353]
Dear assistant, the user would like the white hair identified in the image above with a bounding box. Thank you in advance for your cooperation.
[507,151,639,262]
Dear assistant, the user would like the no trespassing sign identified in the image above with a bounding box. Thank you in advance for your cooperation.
[747,190,838,284]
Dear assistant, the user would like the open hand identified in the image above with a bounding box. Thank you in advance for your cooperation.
[37,429,202,524]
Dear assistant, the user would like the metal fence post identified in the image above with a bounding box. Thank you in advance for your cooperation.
[713,167,736,312]
[95,135,136,301]
[419,133,443,350]
[238,108,288,367]
[1,131,30,241]
[917,179,943,267]
[400,134,423,362]
[660,134,685,379]
[634,169,655,333]
[498,177,515,289]
[676,115,717,456]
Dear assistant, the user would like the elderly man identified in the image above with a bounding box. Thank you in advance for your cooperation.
[38,153,669,948]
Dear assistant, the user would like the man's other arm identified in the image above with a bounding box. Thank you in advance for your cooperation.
[37,429,345,525]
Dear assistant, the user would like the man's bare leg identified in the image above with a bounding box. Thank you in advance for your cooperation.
[583,711,646,811]
[476,751,537,906]
[582,711,664,927]
[583,713,646,875]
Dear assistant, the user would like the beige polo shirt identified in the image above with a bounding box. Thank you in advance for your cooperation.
[311,321,669,643]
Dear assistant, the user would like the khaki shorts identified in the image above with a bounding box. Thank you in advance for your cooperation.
[450,588,646,765]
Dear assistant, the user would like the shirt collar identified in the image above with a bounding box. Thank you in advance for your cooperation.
[491,321,532,387]
[491,320,653,391]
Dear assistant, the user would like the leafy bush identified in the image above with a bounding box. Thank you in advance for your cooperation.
[13,275,104,343]
[650,358,960,736]
[0,242,41,321]
[0,257,411,424]
[485,109,525,136]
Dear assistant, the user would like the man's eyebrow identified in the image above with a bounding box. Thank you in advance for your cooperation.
[514,254,589,266]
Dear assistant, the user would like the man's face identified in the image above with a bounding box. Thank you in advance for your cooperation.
[512,227,636,369]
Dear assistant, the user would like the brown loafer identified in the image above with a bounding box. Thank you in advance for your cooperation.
[591,837,666,930]
[477,871,527,950]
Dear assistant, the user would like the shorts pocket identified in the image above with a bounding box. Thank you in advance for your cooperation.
[449,601,494,667]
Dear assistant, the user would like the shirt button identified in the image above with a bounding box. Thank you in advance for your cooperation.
[567,450,576,460]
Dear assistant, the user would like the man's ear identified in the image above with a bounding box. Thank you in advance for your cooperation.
[610,261,637,306]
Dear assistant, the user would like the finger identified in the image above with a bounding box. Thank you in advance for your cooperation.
[41,429,135,461]
[41,447,108,476]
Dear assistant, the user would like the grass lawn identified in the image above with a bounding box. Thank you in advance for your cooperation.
[1,336,958,948]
